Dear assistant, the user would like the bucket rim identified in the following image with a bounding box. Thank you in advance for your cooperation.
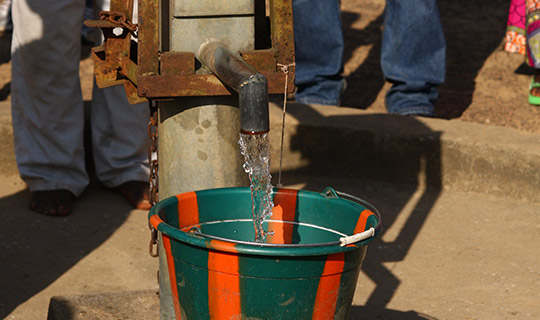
[148,187,381,257]
[180,219,346,248]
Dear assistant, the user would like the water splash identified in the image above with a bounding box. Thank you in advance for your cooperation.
[238,132,274,242]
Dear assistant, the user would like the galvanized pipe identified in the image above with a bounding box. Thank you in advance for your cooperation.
[197,40,269,134]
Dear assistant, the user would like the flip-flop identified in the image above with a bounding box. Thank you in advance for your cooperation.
[528,78,540,105]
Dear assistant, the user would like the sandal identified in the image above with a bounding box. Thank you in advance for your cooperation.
[528,77,540,105]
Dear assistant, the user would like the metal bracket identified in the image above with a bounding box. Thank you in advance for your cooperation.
[84,1,147,104]
[87,0,295,103]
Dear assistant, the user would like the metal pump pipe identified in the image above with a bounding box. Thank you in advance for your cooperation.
[197,40,270,134]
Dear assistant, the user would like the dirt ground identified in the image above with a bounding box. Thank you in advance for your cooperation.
[0,0,538,134]
[340,0,540,133]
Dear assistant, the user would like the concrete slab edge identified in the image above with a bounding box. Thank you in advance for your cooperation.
[269,103,540,204]
[0,102,538,204]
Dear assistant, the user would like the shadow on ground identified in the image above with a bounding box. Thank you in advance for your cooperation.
[0,182,135,318]
[278,104,442,319]
[0,109,130,317]
[350,306,439,319]
[0,30,11,102]
[340,10,384,109]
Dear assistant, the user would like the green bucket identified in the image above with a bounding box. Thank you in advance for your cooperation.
[148,187,381,320]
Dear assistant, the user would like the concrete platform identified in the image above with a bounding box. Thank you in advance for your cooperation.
[48,290,159,320]
[1,101,539,204]
[1,102,539,319]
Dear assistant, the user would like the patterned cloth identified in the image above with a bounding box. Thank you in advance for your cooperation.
[505,0,540,67]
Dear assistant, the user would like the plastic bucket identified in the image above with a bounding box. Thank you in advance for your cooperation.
[148,187,381,320]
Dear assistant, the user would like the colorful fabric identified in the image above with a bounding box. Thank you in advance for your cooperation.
[507,0,526,29]
[506,0,540,66]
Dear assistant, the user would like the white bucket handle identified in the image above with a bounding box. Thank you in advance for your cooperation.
[339,227,376,246]
[322,188,382,247]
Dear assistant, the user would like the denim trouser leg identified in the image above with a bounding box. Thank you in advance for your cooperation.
[293,0,344,106]
[381,0,446,116]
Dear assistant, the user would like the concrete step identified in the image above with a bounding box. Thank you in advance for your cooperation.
[268,102,540,204]
[1,100,538,203]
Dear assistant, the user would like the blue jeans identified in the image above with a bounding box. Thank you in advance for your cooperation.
[293,0,445,115]
[381,0,446,116]
[293,0,345,106]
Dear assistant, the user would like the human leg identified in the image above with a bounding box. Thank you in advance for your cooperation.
[381,0,446,116]
[11,0,87,214]
[89,0,150,209]
[292,0,345,106]
[90,85,151,209]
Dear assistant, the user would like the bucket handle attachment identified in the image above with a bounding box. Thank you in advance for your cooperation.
[322,187,382,247]
[339,227,376,246]
[322,187,340,199]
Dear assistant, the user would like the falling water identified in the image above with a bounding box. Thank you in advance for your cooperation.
[238,132,274,243]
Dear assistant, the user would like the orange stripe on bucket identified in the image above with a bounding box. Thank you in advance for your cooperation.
[267,189,298,244]
[149,214,163,229]
[176,192,199,228]
[207,241,241,319]
[354,209,375,234]
[206,239,239,253]
[312,253,345,320]
[345,209,376,248]
[162,235,182,320]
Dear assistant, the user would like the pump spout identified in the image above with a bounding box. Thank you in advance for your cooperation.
[197,40,269,134]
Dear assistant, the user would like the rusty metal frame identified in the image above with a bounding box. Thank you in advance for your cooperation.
[89,0,295,101]
[85,0,148,104]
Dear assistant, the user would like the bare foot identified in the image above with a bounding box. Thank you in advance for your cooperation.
[29,190,74,216]
[113,181,151,210]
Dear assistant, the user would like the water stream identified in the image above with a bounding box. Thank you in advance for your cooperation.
[238,132,274,243]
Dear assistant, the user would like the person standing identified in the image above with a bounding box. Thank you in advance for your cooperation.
[505,0,540,105]
[292,0,446,117]
[381,0,446,116]
[292,0,346,106]
[11,0,151,215]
